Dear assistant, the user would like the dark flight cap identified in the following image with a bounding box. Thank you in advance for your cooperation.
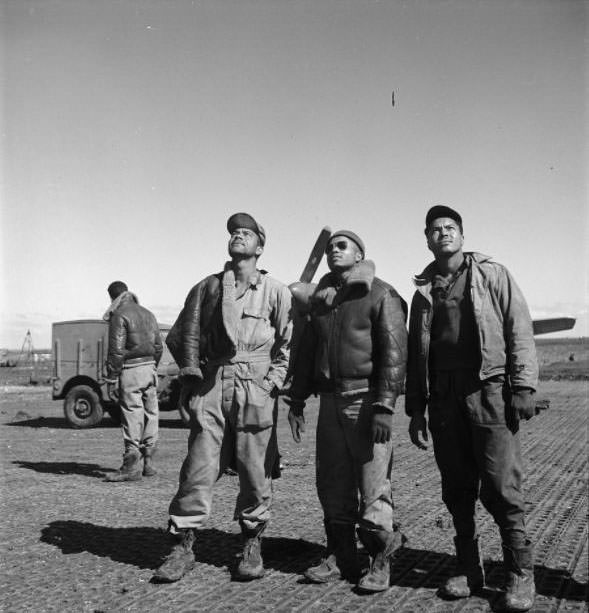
[425,205,463,230]
[227,212,266,246]
[328,229,366,258]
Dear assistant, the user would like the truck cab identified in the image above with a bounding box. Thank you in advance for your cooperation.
[52,319,179,428]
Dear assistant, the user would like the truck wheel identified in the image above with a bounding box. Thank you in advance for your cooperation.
[64,385,104,428]
[106,405,122,425]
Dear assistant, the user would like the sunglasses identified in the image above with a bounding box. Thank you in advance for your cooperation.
[326,240,350,254]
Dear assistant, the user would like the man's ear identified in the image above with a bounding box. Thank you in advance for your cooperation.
[354,250,362,263]
[256,245,264,257]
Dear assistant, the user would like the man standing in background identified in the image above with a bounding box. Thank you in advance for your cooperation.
[104,281,163,482]
[406,206,538,612]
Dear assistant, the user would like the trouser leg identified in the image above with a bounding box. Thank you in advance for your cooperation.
[467,376,526,549]
[141,365,159,450]
[234,424,274,530]
[346,396,394,534]
[429,373,479,540]
[119,367,145,451]
[307,394,360,583]
[316,394,359,525]
[168,373,231,531]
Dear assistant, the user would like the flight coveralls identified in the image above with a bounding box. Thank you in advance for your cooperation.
[167,266,292,532]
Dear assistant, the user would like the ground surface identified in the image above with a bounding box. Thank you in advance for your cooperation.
[0,381,587,613]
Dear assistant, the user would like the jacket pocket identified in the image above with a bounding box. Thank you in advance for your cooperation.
[466,374,508,425]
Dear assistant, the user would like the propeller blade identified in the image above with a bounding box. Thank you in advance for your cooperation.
[299,226,331,283]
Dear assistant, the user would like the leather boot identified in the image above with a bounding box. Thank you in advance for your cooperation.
[234,522,265,581]
[357,527,405,593]
[499,541,535,612]
[152,529,196,583]
[106,447,142,482]
[305,522,359,583]
[439,536,485,598]
[142,447,157,477]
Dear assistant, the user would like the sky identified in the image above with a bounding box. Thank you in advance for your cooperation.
[1,0,587,348]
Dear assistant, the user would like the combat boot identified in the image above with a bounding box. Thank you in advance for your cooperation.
[305,522,359,583]
[152,528,196,583]
[234,521,266,581]
[142,446,157,477]
[439,536,485,598]
[106,447,142,482]
[357,526,405,593]
[499,540,535,612]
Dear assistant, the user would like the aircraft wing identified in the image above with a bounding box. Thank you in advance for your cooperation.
[532,317,576,336]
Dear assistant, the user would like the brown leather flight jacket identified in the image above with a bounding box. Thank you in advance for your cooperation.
[106,293,163,378]
[289,261,408,412]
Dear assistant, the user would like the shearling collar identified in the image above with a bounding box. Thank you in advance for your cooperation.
[312,260,375,309]
[102,291,138,321]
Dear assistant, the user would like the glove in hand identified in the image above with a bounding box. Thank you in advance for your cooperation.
[511,388,536,420]
[408,413,428,450]
[371,409,393,444]
[287,404,306,443]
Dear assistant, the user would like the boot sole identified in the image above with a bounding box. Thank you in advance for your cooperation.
[105,473,142,482]
[233,569,265,581]
[152,561,196,583]
[356,583,390,593]
[304,570,341,584]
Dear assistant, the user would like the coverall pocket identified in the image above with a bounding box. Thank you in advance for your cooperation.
[241,307,274,345]
[243,380,275,428]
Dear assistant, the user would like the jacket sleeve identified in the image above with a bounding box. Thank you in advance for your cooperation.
[405,292,427,416]
[106,312,127,378]
[494,266,539,391]
[288,315,319,402]
[264,284,293,391]
[372,291,408,412]
[153,318,163,366]
[172,282,205,381]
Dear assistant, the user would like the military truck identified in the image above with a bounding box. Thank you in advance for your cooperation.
[51,319,180,428]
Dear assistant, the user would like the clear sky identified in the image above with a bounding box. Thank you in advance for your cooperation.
[1,0,586,348]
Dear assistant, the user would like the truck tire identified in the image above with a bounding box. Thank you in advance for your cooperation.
[106,405,122,425]
[64,385,104,428]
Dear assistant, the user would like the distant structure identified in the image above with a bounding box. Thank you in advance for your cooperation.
[16,330,34,366]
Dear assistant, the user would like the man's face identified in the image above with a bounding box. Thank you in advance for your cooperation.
[326,236,362,272]
[228,227,263,258]
[426,217,464,257]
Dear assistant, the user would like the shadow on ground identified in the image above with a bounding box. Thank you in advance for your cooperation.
[38,520,587,604]
[13,460,110,478]
[391,546,588,605]
[40,521,323,574]
[5,416,187,429]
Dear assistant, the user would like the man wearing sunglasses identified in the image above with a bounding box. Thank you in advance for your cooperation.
[154,212,293,584]
[288,230,408,593]
[406,205,538,612]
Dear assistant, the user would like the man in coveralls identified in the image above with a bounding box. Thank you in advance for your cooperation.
[154,213,292,583]
[288,230,407,593]
[406,205,538,612]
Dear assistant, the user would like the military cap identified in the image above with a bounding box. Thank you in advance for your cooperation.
[425,205,463,231]
[328,229,365,258]
[227,212,266,246]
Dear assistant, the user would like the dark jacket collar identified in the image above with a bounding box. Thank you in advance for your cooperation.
[413,252,491,286]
